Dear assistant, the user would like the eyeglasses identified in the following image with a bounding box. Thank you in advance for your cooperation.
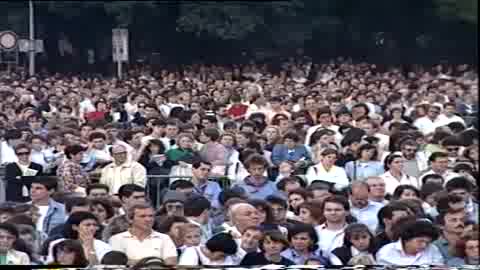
[16,152,30,156]
[446,147,459,152]
[429,110,440,114]
[403,148,417,152]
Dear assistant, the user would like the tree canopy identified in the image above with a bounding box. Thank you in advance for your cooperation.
[0,0,477,64]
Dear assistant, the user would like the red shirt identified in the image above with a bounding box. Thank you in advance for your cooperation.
[227,104,249,119]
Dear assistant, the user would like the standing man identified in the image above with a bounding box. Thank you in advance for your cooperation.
[315,195,349,256]
[400,139,428,178]
[433,208,466,262]
[420,152,460,183]
[29,177,66,236]
[191,161,222,209]
[110,203,177,265]
[374,202,410,251]
[102,184,146,241]
[349,181,384,232]
[376,219,443,265]
[234,154,278,200]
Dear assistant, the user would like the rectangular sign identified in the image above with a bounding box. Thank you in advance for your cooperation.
[112,28,128,62]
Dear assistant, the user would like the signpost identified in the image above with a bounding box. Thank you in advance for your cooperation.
[112,28,129,80]
[0,31,19,73]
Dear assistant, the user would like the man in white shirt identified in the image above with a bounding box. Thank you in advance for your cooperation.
[348,181,384,233]
[419,152,460,184]
[376,219,444,265]
[414,105,449,135]
[109,203,177,265]
[315,195,349,256]
[360,119,389,152]
[440,102,466,126]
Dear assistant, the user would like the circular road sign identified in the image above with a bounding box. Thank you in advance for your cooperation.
[0,31,18,50]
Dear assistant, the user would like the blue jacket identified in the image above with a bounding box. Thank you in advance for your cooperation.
[234,176,278,200]
[37,199,66,236]
[271,144,310,166]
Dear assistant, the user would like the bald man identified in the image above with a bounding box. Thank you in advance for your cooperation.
[228,203,261,237]
[349,181,384,232]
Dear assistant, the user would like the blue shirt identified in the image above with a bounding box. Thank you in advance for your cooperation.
[192,180,222,209]
[350,201,384,233]
[271,144,311,166]
[233,176,278,200]
[344,161,384,181]
[280,248,329,265]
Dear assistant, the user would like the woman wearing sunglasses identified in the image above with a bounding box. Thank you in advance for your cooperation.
[5,144,43,202]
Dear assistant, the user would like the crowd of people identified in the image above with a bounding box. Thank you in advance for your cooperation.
[0,56,477,267]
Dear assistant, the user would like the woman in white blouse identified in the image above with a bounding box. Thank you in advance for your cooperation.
[305,148,349,190]
[380,154,419,195]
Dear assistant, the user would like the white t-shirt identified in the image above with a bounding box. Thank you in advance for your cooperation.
[36,205,49,233]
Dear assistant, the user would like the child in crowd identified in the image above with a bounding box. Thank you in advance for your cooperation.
[330,223,376,265]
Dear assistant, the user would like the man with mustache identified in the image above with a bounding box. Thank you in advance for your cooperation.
[433,208,466,262]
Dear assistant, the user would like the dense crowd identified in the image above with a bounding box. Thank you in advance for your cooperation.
[0,56,477,267]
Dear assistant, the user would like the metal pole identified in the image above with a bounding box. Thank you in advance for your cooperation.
[117,54,122,80]
[28,0,35,77]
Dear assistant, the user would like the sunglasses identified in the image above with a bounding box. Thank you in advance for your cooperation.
[16,152,30,156]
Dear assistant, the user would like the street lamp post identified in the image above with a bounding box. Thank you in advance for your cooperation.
[28,0,35,77]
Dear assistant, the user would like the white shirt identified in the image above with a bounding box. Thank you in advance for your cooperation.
[350,201,384,233]
[36,205,49,233]
[109,230,177,262]
[419,169,461,184]
[305,163,349,189]
[376,240,444,265]
[439,114,466,126]
[380,171,420,195]
[414,115,449,135]
[0,141,17,164]
[374,133,390,152]
[315,223,347,257]
[179,246,236,266]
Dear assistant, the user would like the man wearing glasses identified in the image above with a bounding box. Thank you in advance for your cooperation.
[99,145,147,194]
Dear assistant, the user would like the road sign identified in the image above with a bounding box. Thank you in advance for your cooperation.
[18,39,43,53]
[0,31,18,50]
[112,28,128,62]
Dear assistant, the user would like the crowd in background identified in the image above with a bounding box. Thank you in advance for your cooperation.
[0,55,477,267]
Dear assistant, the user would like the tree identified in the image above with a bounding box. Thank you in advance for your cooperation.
[434,0,477,25]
